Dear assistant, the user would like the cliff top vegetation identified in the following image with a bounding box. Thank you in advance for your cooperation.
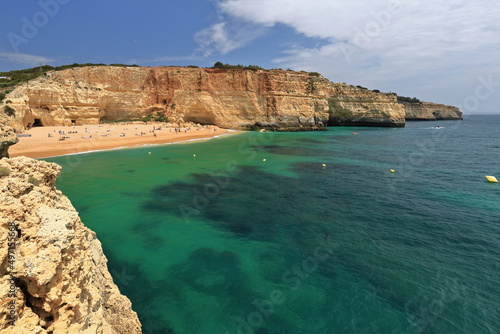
[397,96,421,103]
[0,63,139,89]
[0,62,327,93]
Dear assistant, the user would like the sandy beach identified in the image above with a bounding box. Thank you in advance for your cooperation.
[10,123,237,159]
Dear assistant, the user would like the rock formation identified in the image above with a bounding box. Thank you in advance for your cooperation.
[0,157,142,333]
[328,83,405,127]
[0,122,18,158]
[401,101,463,120]
[1,66,409,131]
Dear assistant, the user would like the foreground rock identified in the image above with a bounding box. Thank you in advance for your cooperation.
[2,66,406,130]
[0,157,142,333]
[0,115,19,158]
[401,101,463,120]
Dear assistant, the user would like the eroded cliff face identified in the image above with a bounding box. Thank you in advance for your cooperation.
[1,66,409,130]
[402,101,463,120]
[0,157,142,333]
[327,84,405,127]
[2,67,331,131]
[0,115,19,158]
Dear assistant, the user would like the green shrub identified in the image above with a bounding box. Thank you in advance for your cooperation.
[308,72,321,77]
[0,167,11,177]
[142,112,168,123]
[28,176,40,186]
[244,65,264,71]
[153,113,168,122]
[4,105,15,117]
[213,62,264,71]
[397,95,421,103]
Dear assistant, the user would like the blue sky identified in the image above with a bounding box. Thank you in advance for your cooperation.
[1,0,499,113]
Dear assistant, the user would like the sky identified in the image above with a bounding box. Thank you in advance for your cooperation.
[1,0,499,113]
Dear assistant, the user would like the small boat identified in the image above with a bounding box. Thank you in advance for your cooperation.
[485,176,498,183]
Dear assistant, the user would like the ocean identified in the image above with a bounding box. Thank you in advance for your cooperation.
[46,114,500,334]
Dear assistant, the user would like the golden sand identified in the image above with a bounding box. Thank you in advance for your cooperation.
[10,123,237,159]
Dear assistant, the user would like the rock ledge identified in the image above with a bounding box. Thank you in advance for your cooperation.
[0,157,142,334]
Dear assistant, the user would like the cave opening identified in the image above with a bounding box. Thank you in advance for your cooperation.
[33,119,43,127]
[183,110,216,126]
[71,119,76,125]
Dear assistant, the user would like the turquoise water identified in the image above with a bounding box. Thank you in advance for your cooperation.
[46,115,500,334]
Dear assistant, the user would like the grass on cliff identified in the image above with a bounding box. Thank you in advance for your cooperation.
[28,176,40,186]
[397,95,421,103]
[0,63,140,90]
[3,105,15,117]
[0,62,327,95]
[0,167,10,177]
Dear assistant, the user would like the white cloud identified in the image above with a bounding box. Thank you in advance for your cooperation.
[0,52,53,66]
[204,0,500,110]
[195,22,240,56]
[194,17,267,57]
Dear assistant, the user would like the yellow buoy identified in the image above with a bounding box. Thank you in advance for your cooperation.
[322,164,327,167]
[148,152,151,155]
[262,159,266,162]
[485,175,498,183]
[193,154,196,157]
[390,169,395,173]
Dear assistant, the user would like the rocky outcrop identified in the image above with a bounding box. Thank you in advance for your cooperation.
[1,66,409,130]
[0,115,19,158]
[327,84,405,127]
[0,157,142,333]
[401,101,463,120]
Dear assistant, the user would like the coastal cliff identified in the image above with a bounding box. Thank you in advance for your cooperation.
[1,66,407,130]
[401,101,463,120]
[0,156,142,333]
[328,84,405,127]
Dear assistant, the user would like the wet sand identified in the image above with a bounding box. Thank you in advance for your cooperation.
[10,123,237,159]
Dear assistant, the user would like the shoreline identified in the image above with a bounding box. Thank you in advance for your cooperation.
[10,123,241,159]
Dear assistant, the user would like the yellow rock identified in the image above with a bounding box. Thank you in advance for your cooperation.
[0,157,142,333]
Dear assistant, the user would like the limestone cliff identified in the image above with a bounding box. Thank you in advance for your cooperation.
[0,114,19,158]
[0,157,142,333]
[401,101,463,120]
[327,84,405,127]
[1,66,408,130]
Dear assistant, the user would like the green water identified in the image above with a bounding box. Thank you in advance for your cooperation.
[47,115,500,333]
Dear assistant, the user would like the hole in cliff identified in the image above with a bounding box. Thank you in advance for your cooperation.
[183,111,216,126]
[17,278,54,325]
[42,316,54,329]
[71,119,76,125]
[161,99,167,105]
[33,119,43,127]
